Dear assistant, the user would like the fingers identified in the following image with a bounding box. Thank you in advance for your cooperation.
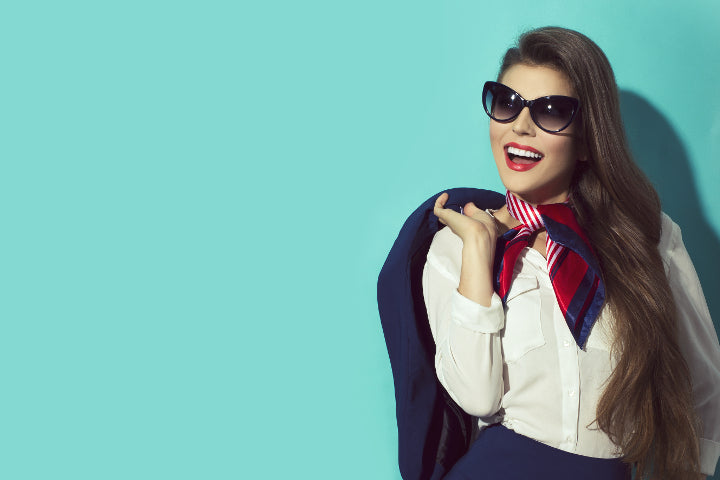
[465,202,492,222]
[463,202,481,217]
[432,194,500,243]
[435,195,482,223]
[433,194,497,233]
[434,193,479,228]
[465,202,499,236]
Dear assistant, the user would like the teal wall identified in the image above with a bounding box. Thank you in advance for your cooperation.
[2,1,719,478]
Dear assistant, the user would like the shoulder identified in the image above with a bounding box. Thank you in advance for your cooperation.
[425,226,463,281]
[658,212,681,252]
[658,212,684,269]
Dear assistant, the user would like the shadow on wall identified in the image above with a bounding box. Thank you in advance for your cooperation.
[619,90,719,325]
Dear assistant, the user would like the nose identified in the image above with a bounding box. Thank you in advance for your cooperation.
[511,107,536,136]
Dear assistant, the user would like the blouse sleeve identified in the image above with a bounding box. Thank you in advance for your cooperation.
[421,226,505,418]
[661,214,720,475]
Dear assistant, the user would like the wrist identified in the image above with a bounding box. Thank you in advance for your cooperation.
[459,239,495,307]
[462,234,496,265]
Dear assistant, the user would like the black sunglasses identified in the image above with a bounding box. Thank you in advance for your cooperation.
[482,81,580,133]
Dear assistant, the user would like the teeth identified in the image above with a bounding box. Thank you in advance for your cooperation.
[507,146,542,159]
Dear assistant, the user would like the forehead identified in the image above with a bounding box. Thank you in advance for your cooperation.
[499,64,575,99]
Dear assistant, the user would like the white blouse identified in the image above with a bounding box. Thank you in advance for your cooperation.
[422,212,720,475]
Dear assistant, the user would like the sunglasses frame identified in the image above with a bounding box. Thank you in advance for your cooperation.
[482,81,580,133]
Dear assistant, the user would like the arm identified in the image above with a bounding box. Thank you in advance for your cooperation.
[663,216,720,476]
[421,193,505,417]
[433,192,497,306]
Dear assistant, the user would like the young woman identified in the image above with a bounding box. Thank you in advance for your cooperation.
[424,27,720,479]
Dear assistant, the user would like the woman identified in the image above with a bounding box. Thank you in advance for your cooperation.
[424,27,720,479]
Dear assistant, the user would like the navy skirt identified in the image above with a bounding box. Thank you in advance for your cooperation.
[443,424,631,480]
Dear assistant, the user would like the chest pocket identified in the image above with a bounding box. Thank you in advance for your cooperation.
[501,275,545,363]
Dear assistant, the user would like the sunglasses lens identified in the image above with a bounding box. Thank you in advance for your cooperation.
[484,83,521,121]
[532,97,576,132]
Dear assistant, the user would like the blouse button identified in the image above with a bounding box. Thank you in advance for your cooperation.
[568,389,576,397]
[563,339,571,347]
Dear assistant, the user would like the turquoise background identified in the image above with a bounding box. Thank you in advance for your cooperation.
[2,1,719,478]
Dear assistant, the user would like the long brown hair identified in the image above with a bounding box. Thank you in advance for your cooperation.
[498,27,701,479]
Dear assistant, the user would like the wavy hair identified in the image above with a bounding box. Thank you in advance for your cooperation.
[498,27,701,479]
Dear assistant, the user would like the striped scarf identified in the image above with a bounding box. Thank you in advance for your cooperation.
[494,191,605,348]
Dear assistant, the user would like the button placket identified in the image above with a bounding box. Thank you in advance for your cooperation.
[554,307,581,452]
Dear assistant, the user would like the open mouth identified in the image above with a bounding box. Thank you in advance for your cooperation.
[505,143,544,171]
[507,145,543,163]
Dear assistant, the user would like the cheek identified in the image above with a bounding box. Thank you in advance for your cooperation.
[549,137,577,162]
[489,122,501,145]
[489,124,505,157]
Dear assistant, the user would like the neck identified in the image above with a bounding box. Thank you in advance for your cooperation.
[492,205,520,234]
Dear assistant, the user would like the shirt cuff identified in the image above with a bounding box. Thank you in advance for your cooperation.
[700,437,720,475]
[451,290,505,334]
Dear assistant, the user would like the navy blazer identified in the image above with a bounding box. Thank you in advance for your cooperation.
[378,188,506,479]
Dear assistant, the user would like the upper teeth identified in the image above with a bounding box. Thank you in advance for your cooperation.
[508,146,542,159]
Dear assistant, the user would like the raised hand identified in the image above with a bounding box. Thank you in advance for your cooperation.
[433,192,498,248]
[433,192,499,306]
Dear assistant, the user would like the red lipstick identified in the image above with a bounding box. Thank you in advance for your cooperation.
[504,142,543,172]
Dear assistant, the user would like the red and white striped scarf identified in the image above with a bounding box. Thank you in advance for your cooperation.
[495,191,605,348]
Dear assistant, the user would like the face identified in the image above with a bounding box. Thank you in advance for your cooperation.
[489,64,580,205]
